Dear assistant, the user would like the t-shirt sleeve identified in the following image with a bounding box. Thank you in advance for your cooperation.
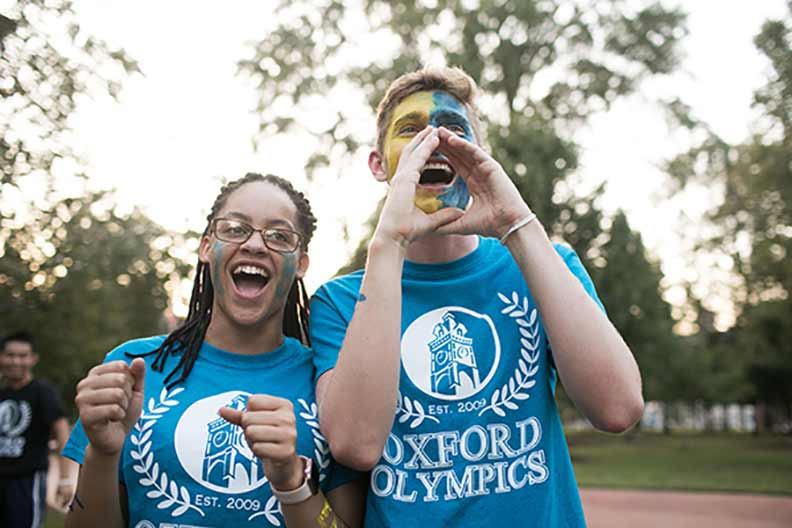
[40,381,67,426]
[61,345,133,485]
[319,458,366,494]
[555,244,606,313]
[61,417,88,465]
[309,285,351,383]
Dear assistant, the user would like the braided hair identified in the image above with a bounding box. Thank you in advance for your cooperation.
[131,173,317,388]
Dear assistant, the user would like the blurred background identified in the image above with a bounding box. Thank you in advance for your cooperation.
[1,0,790,521]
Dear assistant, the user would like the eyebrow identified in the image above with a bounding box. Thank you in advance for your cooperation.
[432,109,469,124]
[392,111,427,132]
[224,211,296,230]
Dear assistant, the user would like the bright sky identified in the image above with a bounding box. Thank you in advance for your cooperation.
[67,0,788,324]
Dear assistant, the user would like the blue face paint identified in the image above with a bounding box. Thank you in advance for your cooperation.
[212,241,225,299]
[274,253,297,300]
[430,91,472,210]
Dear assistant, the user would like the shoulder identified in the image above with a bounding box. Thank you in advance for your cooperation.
[311,271,365,310]
[103,335,168,363]
[313,270,365,297]
[551,241,577,261]
[31,378,58,397]
[283,337,312,362]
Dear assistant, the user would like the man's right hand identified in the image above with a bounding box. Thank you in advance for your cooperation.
[375,126,464,248]
[74,358,146,456]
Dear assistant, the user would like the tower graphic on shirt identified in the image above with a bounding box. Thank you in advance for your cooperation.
[202,394,261,488]
[429,312,481,396]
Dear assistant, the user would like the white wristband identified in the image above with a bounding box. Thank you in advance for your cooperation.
[499,213,537,244]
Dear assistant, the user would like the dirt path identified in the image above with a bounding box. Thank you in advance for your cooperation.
[581,489,792,527]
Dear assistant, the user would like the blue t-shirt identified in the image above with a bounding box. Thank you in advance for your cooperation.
[64,336,358,528]
[311,237,604,528]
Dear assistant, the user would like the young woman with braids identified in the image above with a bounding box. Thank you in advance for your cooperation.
[62,173,366,528]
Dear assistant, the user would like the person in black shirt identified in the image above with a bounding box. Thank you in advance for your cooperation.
[0,331,71,527]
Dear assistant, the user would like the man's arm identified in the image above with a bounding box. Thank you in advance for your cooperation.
[435,127,644,432]
[52,417,76,508]
[504,222,644,432]
[317,127,463,470]
[316,238,406,470]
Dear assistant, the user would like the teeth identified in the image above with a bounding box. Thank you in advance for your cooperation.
[422,162,454,174]
[233,265,268,277]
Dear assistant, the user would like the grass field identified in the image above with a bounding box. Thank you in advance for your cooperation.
[42,432,792,527]
[569,431,792,495]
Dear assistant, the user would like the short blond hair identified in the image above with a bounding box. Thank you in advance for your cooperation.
[374,66,484,155]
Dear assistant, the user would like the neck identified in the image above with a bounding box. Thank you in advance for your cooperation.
[204,316,285,356]
[4,375,33,391]
[406,233,479,264]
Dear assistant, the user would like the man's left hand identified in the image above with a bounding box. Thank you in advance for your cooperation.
[435,127,533,239]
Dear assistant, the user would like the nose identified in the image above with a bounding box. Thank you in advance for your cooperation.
[240,229,269,254]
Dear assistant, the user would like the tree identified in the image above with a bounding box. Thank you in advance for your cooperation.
[0,1,186,409]
[240,0,687,273]
[664,3,792,426]
[1,0,137,190]
[587,211,681,402]
[0,191,193,407]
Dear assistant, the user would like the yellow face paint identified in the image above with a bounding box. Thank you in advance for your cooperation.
[382,90,473,214]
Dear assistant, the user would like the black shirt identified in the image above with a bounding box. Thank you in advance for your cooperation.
[0,378,66,477]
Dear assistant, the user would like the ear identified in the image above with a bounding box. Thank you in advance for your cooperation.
[30,353,39,368]
[296,252,310,279]
[198,235,213,264]
[368,149,389,182]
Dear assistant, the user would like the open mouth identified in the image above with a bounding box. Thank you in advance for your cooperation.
[231,264,270,297]
[419,162,455,187]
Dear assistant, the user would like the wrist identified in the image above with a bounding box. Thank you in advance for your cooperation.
[270,455,306,492]
[370,231,409,257]
[85,443,122,463]
[494,205,534,240]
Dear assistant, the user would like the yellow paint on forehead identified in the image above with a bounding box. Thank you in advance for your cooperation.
[384,91,435,173]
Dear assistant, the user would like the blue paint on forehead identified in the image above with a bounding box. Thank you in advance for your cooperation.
[430,91,475,142]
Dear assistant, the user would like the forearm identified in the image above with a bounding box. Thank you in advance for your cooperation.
[53,418,73,477]
[282,492,354,528]
[506,220,643,432]
[64,445,125,528]
[320,236,405,468]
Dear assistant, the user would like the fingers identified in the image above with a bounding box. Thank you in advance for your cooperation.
[424,206,465,231]
[246,394,291,412]
[393,126,440,181]
[129,358,146,393]
[218,406,243,426]
[80,403,127,426]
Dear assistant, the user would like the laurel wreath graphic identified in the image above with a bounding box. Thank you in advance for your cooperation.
[247,495,282,524]
[396,392,440,429]
[130,386,205,518]
[478,291,540,417]
[297,399,329,482]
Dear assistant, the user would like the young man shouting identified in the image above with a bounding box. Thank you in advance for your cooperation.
[311,67,643,527]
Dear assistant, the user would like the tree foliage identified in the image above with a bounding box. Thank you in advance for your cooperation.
[664,3,792,418]
[244,0,688,411]
[0,1,187,408]
[0,192,193,407]
[1,0,138,189]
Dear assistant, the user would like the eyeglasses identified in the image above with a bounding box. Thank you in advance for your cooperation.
[211,218,303,253]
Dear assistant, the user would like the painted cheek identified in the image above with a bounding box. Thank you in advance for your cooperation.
[212,241,226,299]
[274,254,298,300]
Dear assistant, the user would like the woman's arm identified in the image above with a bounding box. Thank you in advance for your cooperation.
[65,359,146,527]
[220,395,367,528]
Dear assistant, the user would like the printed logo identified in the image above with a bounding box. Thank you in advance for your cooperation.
[173,391,266,494]
[401,307,500,401]
[0,400,32,458]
